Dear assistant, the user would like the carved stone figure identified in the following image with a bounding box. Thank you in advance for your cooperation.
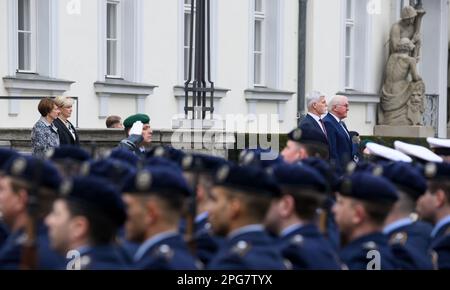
[379,38,425,126]
[389,5,426,61]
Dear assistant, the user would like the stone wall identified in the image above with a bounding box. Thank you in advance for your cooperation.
[0,128,236,159]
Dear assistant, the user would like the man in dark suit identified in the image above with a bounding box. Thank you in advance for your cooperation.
[323,95,355,175]
[299,92,328,146]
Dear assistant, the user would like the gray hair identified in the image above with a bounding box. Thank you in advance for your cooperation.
[306,91,324,110]
[54,96,74,108]
[328,95,348,111]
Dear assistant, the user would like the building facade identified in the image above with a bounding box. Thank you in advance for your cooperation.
[0,0,448,137]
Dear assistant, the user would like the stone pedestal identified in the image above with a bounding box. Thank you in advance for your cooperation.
[374,125,435,138]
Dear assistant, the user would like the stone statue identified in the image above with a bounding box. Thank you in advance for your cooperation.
[389,5,426,61]
[379,38,425,126]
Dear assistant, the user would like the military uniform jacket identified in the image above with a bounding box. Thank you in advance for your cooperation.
[207,228,287,270]
[339,232,398,270]
[133,233,199,270]
[278,224,342,270]
[0,224,65,270]
[73,245,131,270]
[194,215,223,266]
[430,216,450,270]
[384,219,433,270]
[0,223,8,249]
[118,134,146,158]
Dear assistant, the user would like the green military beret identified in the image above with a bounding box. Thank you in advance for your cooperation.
[123,114,150,129]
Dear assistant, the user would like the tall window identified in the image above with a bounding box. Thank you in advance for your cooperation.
[107,0,121,77]
[17,0,36,72]
[253,0,265,86]
[184,0,196,81]
[344,0,355,89]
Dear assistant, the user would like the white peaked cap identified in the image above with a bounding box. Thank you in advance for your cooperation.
[365,142,412,162]
[427,137,450,149]
[394,141,443,163]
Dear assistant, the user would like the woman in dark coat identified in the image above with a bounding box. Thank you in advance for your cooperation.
[53,96,79,146]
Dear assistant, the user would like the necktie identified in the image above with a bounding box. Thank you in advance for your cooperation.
[340,121,350,139]
[319,119,328,138]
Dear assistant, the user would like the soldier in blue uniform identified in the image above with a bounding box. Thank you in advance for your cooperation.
[301,157,341,252]
[80,155,140,262]
[122,166,199,270]
[333,172,399,270]
[417,162,450,269]
[238,148,284,169]
[45,176,130,270]
[0,155,65,269]
[381,162,433,269]
[207,164,287,270]
[181,153,227,266]
[48,145,91,178]
[0,148,19,248]
[265,162,342,269]
[281,128,329,164]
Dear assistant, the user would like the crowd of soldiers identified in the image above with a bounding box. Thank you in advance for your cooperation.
[0,114,450,270]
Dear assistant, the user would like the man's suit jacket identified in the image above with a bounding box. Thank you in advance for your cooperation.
[53,118,80,146]
[299,114,328,146]
[323,113,353,174]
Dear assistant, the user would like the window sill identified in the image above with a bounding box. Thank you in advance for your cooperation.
[94,79,157,96]
[245,87,294,101]
[3,73,75,95]
[94,79,158,119]
[244,88,295,123]
[337,90,380,124]
[173,85,230,117]
[337,90,380,104]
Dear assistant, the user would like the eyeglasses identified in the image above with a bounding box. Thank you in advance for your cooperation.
[336,104,349,108]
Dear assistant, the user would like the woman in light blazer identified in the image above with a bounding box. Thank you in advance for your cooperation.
[31,98,61,158]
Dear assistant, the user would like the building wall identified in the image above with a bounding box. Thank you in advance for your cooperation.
[0,0,7,97]
[0,0,447,136]
[59,0,100,128]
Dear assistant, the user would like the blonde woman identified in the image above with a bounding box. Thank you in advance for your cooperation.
[53,96,79,146]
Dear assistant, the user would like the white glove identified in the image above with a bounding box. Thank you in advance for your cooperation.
[129,121,143,136]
